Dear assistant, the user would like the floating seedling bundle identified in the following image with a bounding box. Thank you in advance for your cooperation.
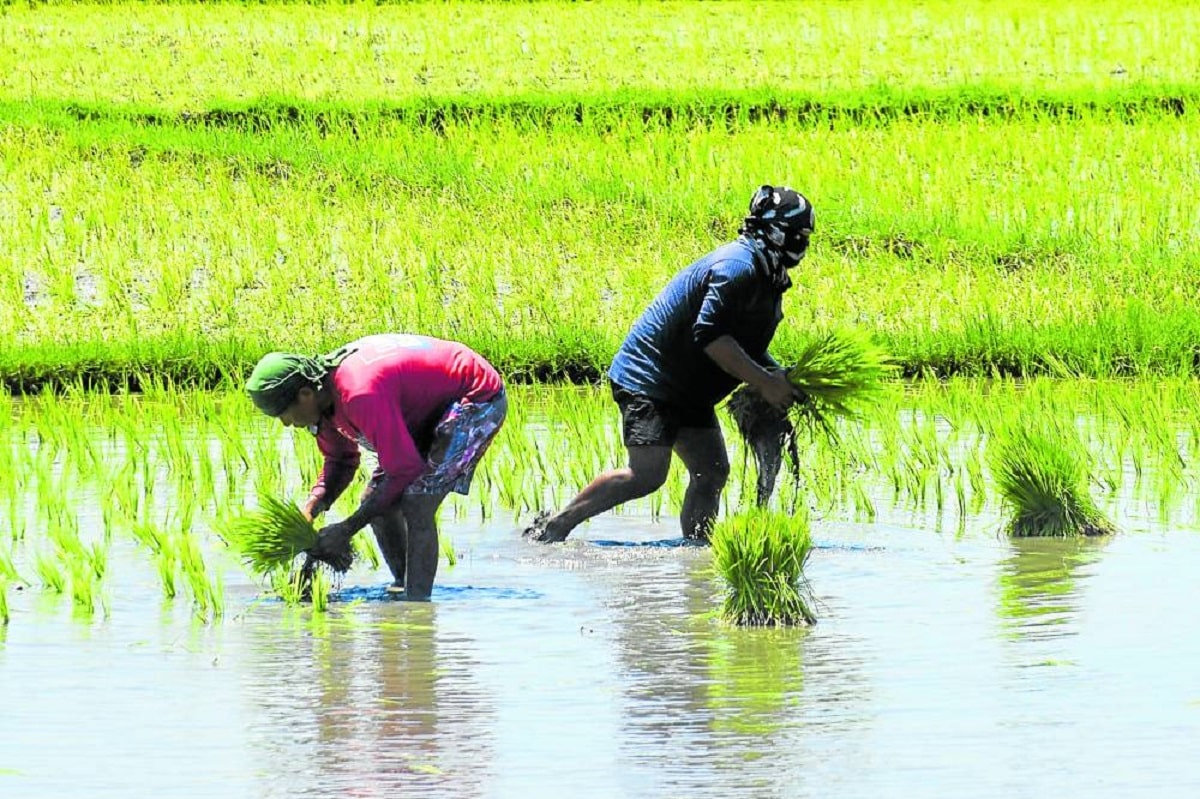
[711,508,817,626]
[989,419,1116,538]
[727,329,893,506]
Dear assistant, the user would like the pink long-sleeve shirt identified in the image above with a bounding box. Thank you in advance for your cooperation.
[306,334,503,512]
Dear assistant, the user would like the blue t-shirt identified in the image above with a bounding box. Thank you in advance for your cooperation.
[608,237,787,409]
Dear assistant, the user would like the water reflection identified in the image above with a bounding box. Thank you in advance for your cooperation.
[573,538,870,796]
[704,626,806,739]
[611,562,780,789]
[239,603,495,797]
[997,536,1109,640]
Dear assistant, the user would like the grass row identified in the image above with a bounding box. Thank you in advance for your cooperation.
[16,86,1200,134]
[2,105,1198,390]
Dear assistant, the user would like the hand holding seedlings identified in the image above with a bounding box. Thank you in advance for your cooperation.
[309,521,355,573]
[300,497,323,523]
[753,368,797,411]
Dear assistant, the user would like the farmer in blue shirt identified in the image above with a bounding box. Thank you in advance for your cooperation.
[526,185,814,543]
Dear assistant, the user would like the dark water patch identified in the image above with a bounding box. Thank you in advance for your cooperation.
[812,540,888,552]
[587,537,885,552]
[587,537,707,549]
[331,583,543,602]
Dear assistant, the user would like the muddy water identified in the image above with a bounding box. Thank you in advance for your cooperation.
[4,504,1200,797]
[4,388,1200,797]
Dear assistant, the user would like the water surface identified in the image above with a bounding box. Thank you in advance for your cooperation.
[3,390,1200,797]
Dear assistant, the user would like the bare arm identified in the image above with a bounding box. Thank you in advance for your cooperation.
[308,476,400,572]
[704,335,794,409]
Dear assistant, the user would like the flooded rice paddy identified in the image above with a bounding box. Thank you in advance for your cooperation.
[3,384,1200,797]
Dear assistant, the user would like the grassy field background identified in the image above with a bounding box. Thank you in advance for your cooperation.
[3,1,1198,104]
[0,1,1197,390]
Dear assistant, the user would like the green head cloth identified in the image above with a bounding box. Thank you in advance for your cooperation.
[245,352,327,417]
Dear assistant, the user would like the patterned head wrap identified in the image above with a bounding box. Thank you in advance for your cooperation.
[738,185,815,289]
[245,344,358,417]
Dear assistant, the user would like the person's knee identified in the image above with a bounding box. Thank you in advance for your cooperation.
[399,492,448,530]
[691,458,730,492]
[626,461,670,497]
[623,445,672,494]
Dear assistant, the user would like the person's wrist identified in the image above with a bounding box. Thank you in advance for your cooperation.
[750,367,776,393]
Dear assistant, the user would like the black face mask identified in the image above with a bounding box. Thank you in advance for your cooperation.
[779,229,811,268]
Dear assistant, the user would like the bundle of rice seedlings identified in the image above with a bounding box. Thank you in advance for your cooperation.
[726,329,892,506]
[989,420,1116,537]
[223,495,320,577]
[785,329,894,436]
[711,507,817,626]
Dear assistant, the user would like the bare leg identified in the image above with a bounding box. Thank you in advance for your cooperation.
[369,509,408,591]
[398,491,450,601]
[528,445,672,542]
[673,426,730,542]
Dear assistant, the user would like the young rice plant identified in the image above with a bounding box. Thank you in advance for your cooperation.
[726,329,892,506]
[710,507,817,627]
[785,329,894,436]
[989,419,1116,537]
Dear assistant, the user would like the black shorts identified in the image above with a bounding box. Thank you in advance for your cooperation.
[611,383,719,447]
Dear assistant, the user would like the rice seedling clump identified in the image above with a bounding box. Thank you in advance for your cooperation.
[990,420,1116,538]
[711,508,817,626]
[726,329,892,505]
[785,329,894,435]
[223,495,320,576]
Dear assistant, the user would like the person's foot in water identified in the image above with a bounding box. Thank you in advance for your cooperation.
[522,511,568,543]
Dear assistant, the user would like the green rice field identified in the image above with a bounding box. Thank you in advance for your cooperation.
[5,377,1200,617]
[4,2,1200,796]
[0,0,1198,388]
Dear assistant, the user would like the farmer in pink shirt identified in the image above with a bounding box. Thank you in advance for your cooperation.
[245,333,507,601]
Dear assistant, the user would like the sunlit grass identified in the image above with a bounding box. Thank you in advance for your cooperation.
[1,108,1198,388]
[710,508,817,627]
[1,1,1195,107]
